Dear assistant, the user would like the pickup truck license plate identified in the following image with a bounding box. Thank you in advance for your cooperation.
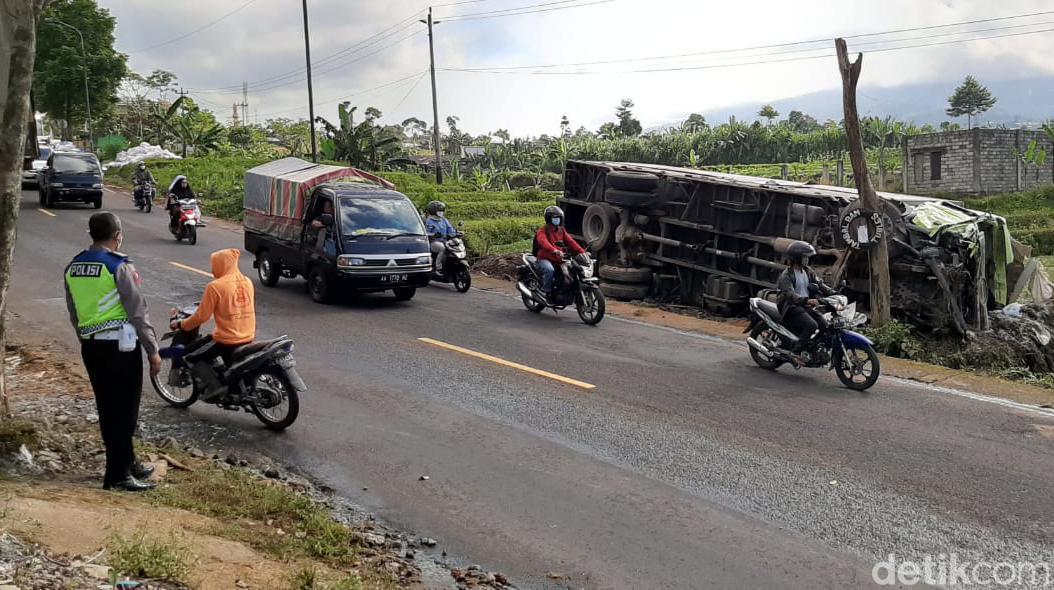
[381,274,407,283]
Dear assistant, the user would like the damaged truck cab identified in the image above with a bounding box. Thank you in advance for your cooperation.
[559,161,1017,333]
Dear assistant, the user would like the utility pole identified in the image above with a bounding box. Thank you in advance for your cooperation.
[302,0,318,162]
[176,88,189,158]
[835,38,891,326]
[240,82,249,127]
[422,8,443,184]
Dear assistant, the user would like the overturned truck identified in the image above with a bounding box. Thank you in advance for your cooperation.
[559,161,1022,333]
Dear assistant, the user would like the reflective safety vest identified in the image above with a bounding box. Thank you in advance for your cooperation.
[65,249,129,337]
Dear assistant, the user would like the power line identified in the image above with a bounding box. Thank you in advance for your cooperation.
[388,72,428,116]
[446,8,1054,71]
[443,24,1054,75]
[254,70,428,119]
[187,8,426,93]
[126,0,261,53]
[440,0,614,22]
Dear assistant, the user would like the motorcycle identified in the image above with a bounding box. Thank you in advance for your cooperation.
[516,251,605,325]
[150,304,306,430]
[133,181,154,213]
[430,231,471,293]
[169,196,203,245]
[744,291,880,390]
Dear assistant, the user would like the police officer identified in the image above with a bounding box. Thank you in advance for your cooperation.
[64,212,162,492]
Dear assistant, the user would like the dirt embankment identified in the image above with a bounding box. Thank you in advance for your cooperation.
[0,343,513,590]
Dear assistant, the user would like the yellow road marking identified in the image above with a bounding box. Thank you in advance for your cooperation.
[417,337,595,390]
[37,208,56,217]
[169,261,212,278]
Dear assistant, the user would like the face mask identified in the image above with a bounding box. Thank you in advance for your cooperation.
[437,211,445,218]
[552,218,562,226]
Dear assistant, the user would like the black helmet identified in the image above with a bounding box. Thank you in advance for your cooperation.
[544,205,565,225]
[426,200,446,215]
[88,212,122,242]
[785,240,816,265]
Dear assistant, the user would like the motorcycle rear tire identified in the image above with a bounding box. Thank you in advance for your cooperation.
[250,368,300,431]
[749,324,784,370]
[453,265,471,293]
[520,277,545,313]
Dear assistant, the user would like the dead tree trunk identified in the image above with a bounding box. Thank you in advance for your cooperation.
[0,0,49,416]
[835,38,891,326]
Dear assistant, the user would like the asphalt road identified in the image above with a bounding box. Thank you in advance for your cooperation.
[11,188,1054,589]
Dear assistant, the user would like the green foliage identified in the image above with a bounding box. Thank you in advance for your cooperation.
[317,103,401,168]
[864,320,924,360]
[946,75,997,128]
[965,186,1054,255]
[462,217,539,256]
[285,565,364,590]
[97,134,129,161]
[758,105,779,123]
[35,0,128,141]
[108,531,192,582]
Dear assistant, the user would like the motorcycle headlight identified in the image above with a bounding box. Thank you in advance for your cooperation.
[415,255,431,265]
[337,256,366,268]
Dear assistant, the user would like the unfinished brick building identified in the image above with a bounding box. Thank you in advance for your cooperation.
[903,128,1054,196]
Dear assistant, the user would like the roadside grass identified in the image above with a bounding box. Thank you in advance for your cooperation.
[965,186,1054,255]
[108,530,193,582]
[285,564,364,590]
[149,464,396,587]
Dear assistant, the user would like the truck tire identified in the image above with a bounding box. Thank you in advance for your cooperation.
[607,171,659,193]
[605,188,655,209]
[582,203,617,252]
[598,264,652,284]
[307,267,333,304]
[599,281,649,301]
[393,287,416,301]
[257,251,280,287]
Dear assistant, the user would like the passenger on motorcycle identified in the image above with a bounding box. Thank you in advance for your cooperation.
[534,206,585,302]
[166,175,195,231]
[171,248,256,400]
[425,201,457,271]
[777,241,835,354]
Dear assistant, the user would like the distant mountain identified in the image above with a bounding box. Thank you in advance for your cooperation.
[656,77,1054,129]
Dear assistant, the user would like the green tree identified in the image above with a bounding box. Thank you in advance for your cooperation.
[681,113,707,133]
[758,104,779,125]
[946,75,997,129]
[317,103,401,168]
[264,118,311,157]
[34,0,127,142]
[787,110,818,133]
[615,99,642,136]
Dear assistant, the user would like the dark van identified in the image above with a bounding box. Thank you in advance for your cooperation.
[38,151,104,209]
[243,158,431,303]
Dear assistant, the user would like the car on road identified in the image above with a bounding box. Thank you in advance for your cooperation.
[37,151,104,209]
[243,158,432,303]
[21,145,51,188]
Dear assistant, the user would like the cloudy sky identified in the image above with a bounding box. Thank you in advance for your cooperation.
[101,0,1054,136]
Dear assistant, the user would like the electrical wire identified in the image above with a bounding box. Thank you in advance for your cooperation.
[387,72,428,116]
[254,70,428,119]
[125,0,261,54]
[440,0,613,22]
[442,11,1054,73]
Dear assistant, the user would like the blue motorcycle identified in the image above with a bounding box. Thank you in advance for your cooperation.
[744,292,880,391]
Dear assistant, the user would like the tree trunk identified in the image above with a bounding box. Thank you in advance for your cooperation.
[0,0,49,416]
[835,39,891,326]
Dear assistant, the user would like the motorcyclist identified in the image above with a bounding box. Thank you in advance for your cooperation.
[166,175,195,231]
[776,241,835,358]
[133,163,154,196]
[534,205,585,303]
[425,201,457,271]
[171,248,256,401]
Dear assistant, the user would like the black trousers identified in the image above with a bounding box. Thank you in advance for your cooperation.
[181,334,238,366]
[80,339,143,484]
[784,306,827,350]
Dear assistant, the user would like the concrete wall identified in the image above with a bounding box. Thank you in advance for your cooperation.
[904,129,1054,196]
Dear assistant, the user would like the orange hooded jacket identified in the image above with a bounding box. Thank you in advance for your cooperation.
[181,249,256,345]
